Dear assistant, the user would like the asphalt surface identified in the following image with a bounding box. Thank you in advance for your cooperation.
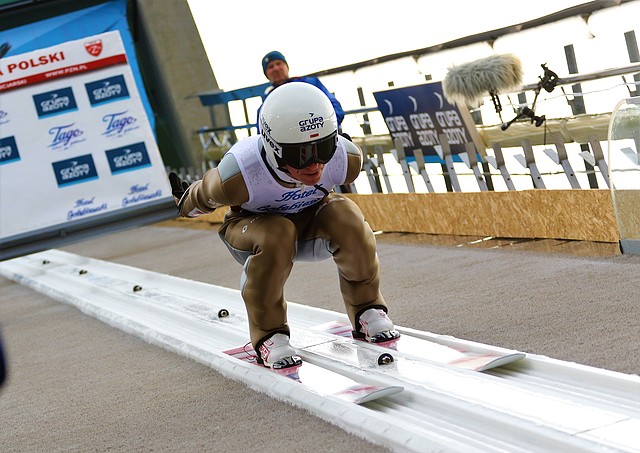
[1,221,638,452]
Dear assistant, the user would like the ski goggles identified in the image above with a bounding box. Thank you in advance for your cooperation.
[278,131,338,169]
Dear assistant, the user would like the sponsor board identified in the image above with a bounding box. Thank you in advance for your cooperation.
[373,82,480,160]
[0,31,171,243]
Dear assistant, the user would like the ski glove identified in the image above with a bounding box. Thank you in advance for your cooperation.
[168,172,190,211]
[168,172,215,218]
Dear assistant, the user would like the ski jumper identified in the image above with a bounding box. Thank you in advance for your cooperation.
[179,135,387,348]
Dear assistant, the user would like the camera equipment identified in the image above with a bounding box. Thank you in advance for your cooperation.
[501,63,559,131]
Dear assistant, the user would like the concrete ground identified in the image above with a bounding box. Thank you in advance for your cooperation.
[1,221,638,452]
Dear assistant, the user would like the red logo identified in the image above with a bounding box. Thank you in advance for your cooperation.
[84,40,102,57]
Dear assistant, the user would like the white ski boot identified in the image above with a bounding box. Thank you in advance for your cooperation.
[256,333,302,369]
[355,308,401,343]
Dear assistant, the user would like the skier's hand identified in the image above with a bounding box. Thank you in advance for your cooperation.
[169,172,221,218]
[168,172,190,213]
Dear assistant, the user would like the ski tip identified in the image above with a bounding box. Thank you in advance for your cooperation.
[354,385,404,404]
[478,352,527,371]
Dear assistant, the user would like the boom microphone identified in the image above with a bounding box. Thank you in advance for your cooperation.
[442,54,523,107]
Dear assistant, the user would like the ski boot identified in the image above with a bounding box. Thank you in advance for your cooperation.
[354,307,400,343]
[255,332,302,370]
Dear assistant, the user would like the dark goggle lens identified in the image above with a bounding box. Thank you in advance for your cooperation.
[280,133,337,169]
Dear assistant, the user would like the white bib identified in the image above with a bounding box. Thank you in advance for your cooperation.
[229,136,348,214]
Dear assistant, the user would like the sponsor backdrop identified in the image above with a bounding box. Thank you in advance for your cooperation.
[0,31,172,241]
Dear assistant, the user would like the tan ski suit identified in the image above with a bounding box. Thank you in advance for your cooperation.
[177,134,387,348]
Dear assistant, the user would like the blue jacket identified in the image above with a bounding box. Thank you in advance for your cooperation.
[257,76,345,131]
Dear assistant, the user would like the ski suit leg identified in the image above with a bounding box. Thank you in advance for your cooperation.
[300,194,387,328]
[219,211,297,349]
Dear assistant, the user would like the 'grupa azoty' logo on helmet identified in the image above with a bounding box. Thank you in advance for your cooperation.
[260,115,282,157]
[299,112,324,132]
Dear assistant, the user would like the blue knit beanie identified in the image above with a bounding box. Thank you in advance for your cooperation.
[262,51,287,75]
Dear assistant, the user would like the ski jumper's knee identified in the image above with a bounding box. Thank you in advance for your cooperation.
[315,196,387,326]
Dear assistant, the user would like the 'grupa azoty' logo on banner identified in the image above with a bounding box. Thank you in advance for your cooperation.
[51,154,98,187]
[0,136,20,165]
[105,142,151,174]
[33,87,78,118]
[86,75,130,106]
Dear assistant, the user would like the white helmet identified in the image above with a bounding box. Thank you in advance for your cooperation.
[260,82,338,171]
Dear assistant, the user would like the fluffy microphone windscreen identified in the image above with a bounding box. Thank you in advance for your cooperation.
[442,54,523,107]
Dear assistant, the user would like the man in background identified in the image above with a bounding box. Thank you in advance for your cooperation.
[258,50,345,130]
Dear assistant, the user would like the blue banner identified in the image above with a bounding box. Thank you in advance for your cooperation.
[373,82,473,162]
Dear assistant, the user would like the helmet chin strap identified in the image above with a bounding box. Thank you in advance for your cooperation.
[274,165,299,184]
[260,144,300,185]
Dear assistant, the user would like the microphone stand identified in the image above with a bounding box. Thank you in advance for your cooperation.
[501,64,559,131]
